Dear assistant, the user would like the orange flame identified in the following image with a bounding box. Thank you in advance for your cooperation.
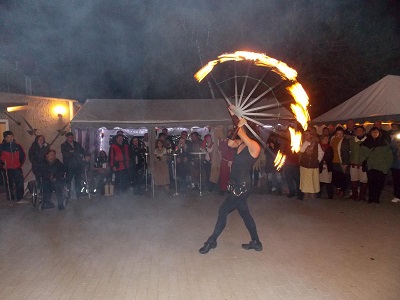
[194,51,311,162]
[287,83,310,131]
[274,150,286,171]
[194,51,298,82]
[289,127,302,153]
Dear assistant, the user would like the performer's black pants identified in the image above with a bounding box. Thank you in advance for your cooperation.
[208,191,260,242]
[2,168,24,201]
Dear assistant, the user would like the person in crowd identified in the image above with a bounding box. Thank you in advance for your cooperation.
[158,132,172,150]
[264,133,282,195]
[188,132,202,189]
[371,120,391,142]
[328,125,336,138]
[82,153,93,195]
[93,150,109,195]
[390,131,400,203]
[61,132,86,199]
[162,128,175,150]
[38,150,66,210]
[0,131,26,203]
[201,134,217,192]
[388,122,399,138]
[175,130,191,191]
[344,119,356,138]
[28,135,50,181]
[199,107,262,254]
[218,129,235,195]
[360,127,393,204]
[175,130,190,153]
[310,126,320,143]
[318,135,334,199]
[330,127,350,197]
[129,136,146,195]
[348,126,368,201]
[299,130,324,198]
[321,127,331,141]
[282,129,302,199]
[250,145,265,192]
[154,139,170,194]
[109,134,130,195]
[142,132,149,149]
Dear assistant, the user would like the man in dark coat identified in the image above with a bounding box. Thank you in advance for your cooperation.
[38,150,66,210]
[61,132,85,198]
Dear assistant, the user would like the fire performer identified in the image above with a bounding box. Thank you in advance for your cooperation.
[199,105,262,254]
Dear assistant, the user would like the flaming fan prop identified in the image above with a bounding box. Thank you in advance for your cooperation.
[194,51,310,170]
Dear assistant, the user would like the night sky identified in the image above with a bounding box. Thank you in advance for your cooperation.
[1,0,399,118]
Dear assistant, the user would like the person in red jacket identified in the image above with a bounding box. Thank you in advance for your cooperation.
[109,134,130,195]
[0,131,26,202]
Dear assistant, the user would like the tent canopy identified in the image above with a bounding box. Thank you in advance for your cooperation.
[71,98,293,129]
[312,75,400,124]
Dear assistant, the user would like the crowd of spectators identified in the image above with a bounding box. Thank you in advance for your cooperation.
[0,119,399,209]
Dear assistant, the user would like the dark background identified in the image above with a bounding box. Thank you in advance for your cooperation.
[1,0,399,118]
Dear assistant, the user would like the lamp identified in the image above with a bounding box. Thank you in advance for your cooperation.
[53,105,67,118]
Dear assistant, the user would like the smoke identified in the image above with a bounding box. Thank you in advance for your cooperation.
[0,0,399,116]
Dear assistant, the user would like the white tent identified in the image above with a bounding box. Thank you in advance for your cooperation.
[312,75,400,125]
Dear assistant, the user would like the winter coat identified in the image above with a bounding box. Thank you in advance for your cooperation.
[349,136,367,165]
[319,145,333,173]
[37,158,66,182]
[61,140,85,169]
[110,143,129,171]
[0,141,26,169]
[28,142,50,174]
[359,137,393,174]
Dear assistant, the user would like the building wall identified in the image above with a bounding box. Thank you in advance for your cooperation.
[3,96,75,182]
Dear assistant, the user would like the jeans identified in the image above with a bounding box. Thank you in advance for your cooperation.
[208,191,260,242]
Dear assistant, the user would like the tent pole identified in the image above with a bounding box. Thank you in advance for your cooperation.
[148,126,156,198]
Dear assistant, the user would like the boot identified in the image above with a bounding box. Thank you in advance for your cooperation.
[350,181,359,200]
[359,183,368,202]
[199,240,217,254]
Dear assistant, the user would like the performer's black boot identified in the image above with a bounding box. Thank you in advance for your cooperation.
[199,240,217,254]
[242,240,263,251]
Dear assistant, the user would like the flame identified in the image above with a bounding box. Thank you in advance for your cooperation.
[194,60,218,82]
[194,51,298,82]
[289,127,302,153]
[287,83,310,131]
[274,150,286,171]
[194,50,312,167]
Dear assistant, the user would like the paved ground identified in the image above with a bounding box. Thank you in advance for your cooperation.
[0,186,400,300]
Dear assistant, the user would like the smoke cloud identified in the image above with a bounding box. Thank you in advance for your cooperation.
[0,0,399,117]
